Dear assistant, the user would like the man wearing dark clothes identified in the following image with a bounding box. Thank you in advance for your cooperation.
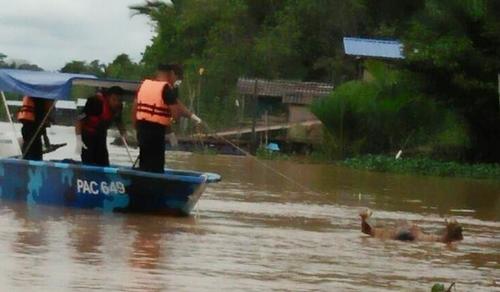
[17,96,54,161]
[75,86,125,166]
[132,64,201,173]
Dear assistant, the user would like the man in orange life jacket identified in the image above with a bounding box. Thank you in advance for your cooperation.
[75,86,125,166]
[133,64,202,173]
[17,96,54,160]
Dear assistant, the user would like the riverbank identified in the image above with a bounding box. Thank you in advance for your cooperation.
[341,155,500,180]
[255,149,500,180]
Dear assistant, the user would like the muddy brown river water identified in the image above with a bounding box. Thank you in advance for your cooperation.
[0,126,499,291]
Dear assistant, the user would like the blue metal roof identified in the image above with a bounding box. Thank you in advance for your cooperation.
[343,37,404,59]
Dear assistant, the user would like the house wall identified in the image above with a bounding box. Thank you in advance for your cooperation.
[286,104,323,143]
[288,104,318,123]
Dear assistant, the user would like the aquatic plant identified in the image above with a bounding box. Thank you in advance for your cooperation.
[431,282,455,292]
[342,155,500,179]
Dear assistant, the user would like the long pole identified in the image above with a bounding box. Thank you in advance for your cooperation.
[251,80,258,154]
[1,91,22,155]
[120,135,135,165]
[264,110,268,146]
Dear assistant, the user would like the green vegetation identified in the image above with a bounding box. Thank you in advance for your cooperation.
[126,0,374,129]
[0,96,5,121]
[311,61,470,160]
[431,283,446,292]
[60,54,145,80]
[127,0,500,164]
[256,147,290,160]
[4,0,500,166]
[0,53,7,67]
[431,282,455,292]
[342,155,500,179]
[61,54,146,99]
[0,52,43,71]
[402,0,500,163]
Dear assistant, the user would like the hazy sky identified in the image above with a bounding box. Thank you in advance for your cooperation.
[0,0,155,71]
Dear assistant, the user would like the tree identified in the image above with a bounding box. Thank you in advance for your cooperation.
[129,0,371,127]
[60,60,105,76]
[0,54,43,70]
[403,0,500,162]
[0,53,7,67]
[104,54,143,80]
[129,0,500,162]
[17,63,43,71]
[253,0,368,82]
[311,61,468,159]
[131,0,260,127]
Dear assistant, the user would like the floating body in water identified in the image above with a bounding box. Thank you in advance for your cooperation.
[359,209,463,243]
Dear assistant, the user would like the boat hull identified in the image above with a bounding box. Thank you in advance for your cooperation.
[0,158,220,216]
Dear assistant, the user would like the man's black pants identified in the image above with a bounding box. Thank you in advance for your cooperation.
[137,121,166,173]
[81,133,109,166]
[21,122,43,161]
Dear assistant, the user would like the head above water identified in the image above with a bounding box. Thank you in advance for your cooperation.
[443,218,463,243]
[156,63,183,86]
[103,86,124,111]
[359,208,373,220]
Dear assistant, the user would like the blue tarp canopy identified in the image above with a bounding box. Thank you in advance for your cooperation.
[0,69,142,101]
[0,69,97,100]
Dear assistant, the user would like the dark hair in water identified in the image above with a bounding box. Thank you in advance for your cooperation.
[157,63,183,79]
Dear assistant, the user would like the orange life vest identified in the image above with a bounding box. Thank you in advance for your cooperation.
[82,93,114,135]
[17,96,53,122]
[135,80,172,126]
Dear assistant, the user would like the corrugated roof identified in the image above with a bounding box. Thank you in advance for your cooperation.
[343,37,404,59]
[237,78,333,98]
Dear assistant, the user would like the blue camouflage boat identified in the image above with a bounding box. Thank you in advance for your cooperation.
[0,158,220,215]
[0,69,221,215]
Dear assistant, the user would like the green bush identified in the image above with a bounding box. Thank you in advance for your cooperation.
[311,60,469,159]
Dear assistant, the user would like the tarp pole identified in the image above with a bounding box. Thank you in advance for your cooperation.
[1,91,22,155]
[22,101,56,159]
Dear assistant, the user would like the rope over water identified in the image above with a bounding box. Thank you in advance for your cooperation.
[201,122,323,197]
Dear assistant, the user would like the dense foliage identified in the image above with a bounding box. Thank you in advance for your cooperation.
[311,61,470,159]
[0,53,43,71]
[126,0,499,162]
[128,0,371,128]
[59,54,144,80]
[403,0,500,162]
[27,0,497,163]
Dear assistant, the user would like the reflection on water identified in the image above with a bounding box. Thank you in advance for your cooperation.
[0,126,498,291]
